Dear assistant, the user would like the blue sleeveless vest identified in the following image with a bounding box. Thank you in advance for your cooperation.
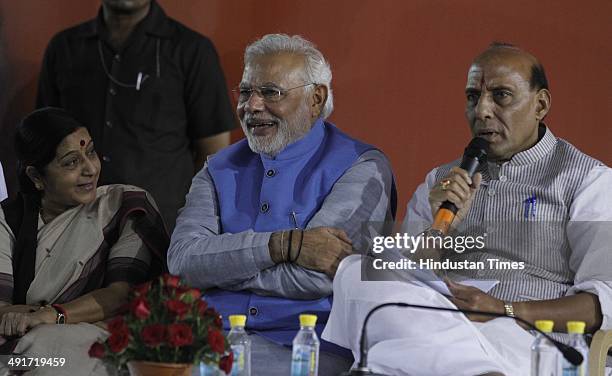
[206,119,373,350]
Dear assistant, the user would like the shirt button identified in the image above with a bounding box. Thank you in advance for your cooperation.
[266,169,275,177]
[114,54,121,62]
[487,189,496,196]
[105,120,113,128]
[249,307,258,316]
[260,202,269,213]
[102,155,111,162]
[499,175,508,182]
[109,87,117,96]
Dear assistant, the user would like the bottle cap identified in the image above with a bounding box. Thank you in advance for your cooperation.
[534,320,554,333]
[566,321,586,334]
[299,314,317,327]
[229,314,246,327]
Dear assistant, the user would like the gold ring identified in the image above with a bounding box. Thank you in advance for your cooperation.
[440,179,451,191]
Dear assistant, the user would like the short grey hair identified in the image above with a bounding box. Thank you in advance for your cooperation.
[244,34,334,119]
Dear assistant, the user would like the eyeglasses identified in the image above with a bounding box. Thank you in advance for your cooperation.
[232,83,315,103]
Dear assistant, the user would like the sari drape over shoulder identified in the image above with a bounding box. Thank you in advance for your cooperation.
[0,184,168,305]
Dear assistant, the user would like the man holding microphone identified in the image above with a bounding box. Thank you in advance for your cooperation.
[324,43,612,375]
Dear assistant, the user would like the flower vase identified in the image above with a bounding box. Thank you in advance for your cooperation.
[127,361,192,376]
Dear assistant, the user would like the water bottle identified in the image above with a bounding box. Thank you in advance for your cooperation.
[227,314,251,376]
[562,321,588,376]
[291,314,319,376]
[531,320,560,376]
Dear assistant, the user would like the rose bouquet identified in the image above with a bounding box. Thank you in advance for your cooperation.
[89,274,233,374]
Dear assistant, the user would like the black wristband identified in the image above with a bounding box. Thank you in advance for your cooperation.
[291,230,303,263]
[287,230,294,262]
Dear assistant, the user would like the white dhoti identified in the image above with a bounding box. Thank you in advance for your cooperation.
[322,255,535,376]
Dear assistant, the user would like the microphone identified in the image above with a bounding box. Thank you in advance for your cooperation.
[341,302,584,376]
[431,137,489,234]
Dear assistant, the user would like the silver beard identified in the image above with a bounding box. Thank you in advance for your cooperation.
[241,101,313,157]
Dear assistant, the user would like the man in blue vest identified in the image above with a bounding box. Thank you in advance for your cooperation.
[168,34,395,374]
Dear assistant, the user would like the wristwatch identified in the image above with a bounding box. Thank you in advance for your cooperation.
[503,301,515,318]
[51,304,66,324]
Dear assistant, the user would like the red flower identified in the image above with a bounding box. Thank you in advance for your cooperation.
[141,324,166,347]
[204,308,217,317]
[107,327,130,353]
[203,307,222,327]
[165,299,190,319]
[207,328,225,354]
[162,274,181,289]
[131,296,151,320]
[219,352,234,374]
[88,342,106,358]
[107,316,127,333]
[196,300,208,315]
[174,286,189,296]
[188,288,201,300]
[133,281,152,296]
[167,323,193,347]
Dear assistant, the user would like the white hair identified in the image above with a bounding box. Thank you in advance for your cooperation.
[244,34,334,119]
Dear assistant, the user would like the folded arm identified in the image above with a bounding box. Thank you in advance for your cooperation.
[168,150,394,298]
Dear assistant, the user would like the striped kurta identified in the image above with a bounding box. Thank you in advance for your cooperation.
[404,126,610,317]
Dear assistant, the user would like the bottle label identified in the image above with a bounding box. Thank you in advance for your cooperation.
[562,364,584,376]
[231,344,245,375]
[562,368,580,376]
[291,344,317,376]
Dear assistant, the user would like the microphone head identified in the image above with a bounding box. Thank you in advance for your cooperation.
[464,137,489,161]
[459,137,489,176]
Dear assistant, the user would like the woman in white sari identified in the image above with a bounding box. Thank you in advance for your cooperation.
[0,108,168,375]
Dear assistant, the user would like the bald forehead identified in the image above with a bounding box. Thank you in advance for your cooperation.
[471,48,536,80]
[466,48,539,91]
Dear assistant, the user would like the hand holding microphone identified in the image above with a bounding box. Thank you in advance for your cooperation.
[429,137,489,234]
[429,166,482,232]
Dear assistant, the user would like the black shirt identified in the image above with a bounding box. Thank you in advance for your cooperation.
[36,1,236,229]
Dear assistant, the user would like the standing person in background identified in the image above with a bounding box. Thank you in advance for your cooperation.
[36,0,236,230]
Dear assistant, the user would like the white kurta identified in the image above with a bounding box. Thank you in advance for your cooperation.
[323,149,612,375]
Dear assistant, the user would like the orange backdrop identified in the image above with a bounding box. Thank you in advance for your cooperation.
[1,0,610,219]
